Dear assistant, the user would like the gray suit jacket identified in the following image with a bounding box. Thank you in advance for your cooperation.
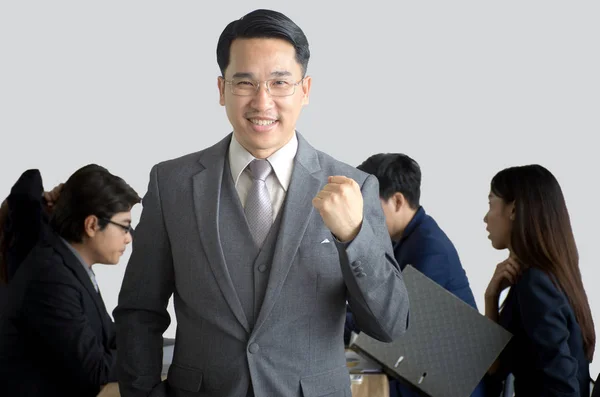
[114,132,409,397]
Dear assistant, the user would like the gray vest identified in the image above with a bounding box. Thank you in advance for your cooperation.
[219,158,284,331]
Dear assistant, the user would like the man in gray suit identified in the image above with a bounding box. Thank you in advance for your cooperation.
[114,9,409,397]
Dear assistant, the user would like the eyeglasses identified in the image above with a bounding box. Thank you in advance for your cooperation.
[102,218,133,234]
[224,78,304,97]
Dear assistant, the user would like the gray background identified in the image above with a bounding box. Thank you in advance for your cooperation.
[1,0,598,376]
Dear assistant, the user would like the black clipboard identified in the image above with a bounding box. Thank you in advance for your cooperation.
[350,265,512,397]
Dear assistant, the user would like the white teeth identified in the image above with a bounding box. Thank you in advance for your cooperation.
[250,119,276,126]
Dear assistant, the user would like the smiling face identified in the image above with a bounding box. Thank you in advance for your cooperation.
[484,192,514,250]
[218,38,311,159]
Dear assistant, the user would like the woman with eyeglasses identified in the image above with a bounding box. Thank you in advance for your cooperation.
[0,165,141,397]
[482,164,594,396]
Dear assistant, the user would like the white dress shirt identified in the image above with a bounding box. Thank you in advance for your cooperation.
[228,132,298,222]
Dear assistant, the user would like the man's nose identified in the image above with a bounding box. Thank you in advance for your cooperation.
[250,82,275,110]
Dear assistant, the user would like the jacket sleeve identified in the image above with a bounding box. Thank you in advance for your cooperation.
[23,269,118,388]
[113,164,174,397]
[517,269,581,396]
[335,174,410,342]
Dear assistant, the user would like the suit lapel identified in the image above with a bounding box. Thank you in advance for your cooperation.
[193,134,250,333]
[253,133,323,334]
[94,288,115,337]
[50,233,112,341]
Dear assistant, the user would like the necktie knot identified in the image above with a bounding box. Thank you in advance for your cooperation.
[248,159,272,182]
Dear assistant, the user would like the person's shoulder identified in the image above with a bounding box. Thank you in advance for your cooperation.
[514,266,566,303]
[313,149,370,185]
[295,131,367,183]
[415,211,445,236]
[159,140,223,166]
[152,135,231,178]
[18,240,71,283]
[20,238,55,264]
[154,149,205,172]
[516,266,562,291]
[518,266,552,285]
[411,212,458,255]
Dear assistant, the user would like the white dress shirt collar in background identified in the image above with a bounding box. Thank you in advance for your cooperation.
[228,132,298,192]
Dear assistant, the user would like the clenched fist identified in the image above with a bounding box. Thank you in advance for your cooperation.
[312,176,363,242]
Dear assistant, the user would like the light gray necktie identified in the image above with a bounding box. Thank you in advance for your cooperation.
[245,159,273,247]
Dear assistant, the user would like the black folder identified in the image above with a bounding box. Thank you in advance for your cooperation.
[350,265,512,397]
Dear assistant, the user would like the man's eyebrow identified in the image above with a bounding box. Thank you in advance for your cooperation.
[270,70,292,77]
[231,72,254,79]
[230,71,293,79]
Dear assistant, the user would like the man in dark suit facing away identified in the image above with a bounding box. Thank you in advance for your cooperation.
[345,153,484,397]
[0,164,140,397]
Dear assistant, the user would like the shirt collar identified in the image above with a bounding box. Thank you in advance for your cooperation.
[59,237,92,272]
[228,132,298,191]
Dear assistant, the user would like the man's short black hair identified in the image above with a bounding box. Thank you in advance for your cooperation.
[216,9,310,77]
[357,153,422,209]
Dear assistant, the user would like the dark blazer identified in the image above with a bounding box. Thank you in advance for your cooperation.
[485,267,590,397]
[391,206,477,308]
[0,230,118,397]
[345,206,482,397]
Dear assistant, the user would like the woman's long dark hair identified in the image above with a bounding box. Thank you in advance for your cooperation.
[491,164,595,361]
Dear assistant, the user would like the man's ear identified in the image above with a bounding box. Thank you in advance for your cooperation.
[218,76,226,106]
[393,192,406,212]
[301,75,312,106]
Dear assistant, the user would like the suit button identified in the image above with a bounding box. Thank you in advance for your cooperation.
[352,260,362,268]
[356,266,364,273]
[258,264,267,273]
[356,272,366,278]
[248,343,260,354]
